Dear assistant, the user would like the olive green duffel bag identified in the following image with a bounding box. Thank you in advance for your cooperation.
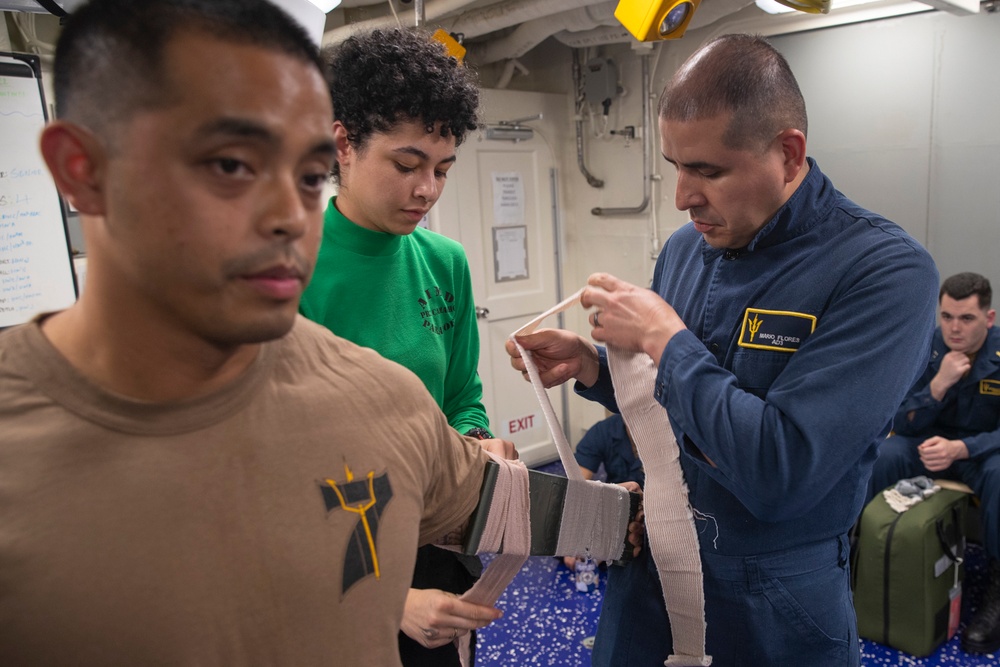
[851,486,968,657]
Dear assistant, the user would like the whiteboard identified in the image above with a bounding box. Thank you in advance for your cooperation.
[0,52,77,329]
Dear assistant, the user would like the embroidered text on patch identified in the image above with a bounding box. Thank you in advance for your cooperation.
[738,308,817,353]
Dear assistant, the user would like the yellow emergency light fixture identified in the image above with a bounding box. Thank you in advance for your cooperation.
[431,29,467,63]
[614,0,703,41]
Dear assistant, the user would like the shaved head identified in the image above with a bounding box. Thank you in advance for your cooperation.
[658,34,807,151]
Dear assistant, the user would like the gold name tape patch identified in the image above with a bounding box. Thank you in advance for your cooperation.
[738,308,817,353]
[980,379,1000,396]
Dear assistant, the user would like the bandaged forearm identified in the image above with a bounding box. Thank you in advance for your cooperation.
[460,458,636,561]
[454,289,711,666]
[555,478,630,561]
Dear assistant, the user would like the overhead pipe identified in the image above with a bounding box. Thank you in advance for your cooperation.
[328,0,751,49]
[472,3,618,65]
[592,53,652,216]
[323,0,477,43]
[572,49,604,189]
[446,0,610,39]
[495,58,530,89]
[555,25,634,49]
[324,0,607,44]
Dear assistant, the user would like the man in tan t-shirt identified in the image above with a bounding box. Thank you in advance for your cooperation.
[0,1,516,665]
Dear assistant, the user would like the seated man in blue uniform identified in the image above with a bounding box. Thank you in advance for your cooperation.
[575,414,645,488]
[869,271,1000,654]
[507,34,939,666]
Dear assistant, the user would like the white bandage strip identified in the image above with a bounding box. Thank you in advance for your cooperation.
[607,346,711,666]
[512,288,629,562]
[510,288,589,483]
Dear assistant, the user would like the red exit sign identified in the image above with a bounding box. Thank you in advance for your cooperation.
[507,414,536,434]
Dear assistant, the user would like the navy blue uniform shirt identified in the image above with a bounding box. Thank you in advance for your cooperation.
[894,325,1000,459]
[574,414,645,487]
[580,158,939,556]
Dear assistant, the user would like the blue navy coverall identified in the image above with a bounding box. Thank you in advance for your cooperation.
[580,160,939,667]
[575,414,645,487]
[869,326,1000,561]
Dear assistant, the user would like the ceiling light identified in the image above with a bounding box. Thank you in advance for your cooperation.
[269,0,341,45]
[773,0,831,12]
[306,0,342,11]
[756,0,805,12]
[755,0,909,12]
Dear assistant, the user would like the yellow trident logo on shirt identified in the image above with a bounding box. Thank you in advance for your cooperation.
[747,314,764,342]
[321,464,394,595]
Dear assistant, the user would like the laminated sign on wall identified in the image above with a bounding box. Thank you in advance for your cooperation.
[0,52,76,328]
[490,171,528,282]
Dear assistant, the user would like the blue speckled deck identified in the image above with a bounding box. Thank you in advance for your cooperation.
[475,461,998,666]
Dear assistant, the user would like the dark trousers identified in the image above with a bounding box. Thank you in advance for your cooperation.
[869,434,1000,560]
[592,535,860,667]
[398,545,481,667]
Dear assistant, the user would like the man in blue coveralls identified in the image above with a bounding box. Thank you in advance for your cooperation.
[869,272,1000,654]
[506,34,939,666]
[574,414,645,488]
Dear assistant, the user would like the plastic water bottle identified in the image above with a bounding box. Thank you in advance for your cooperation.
[574,557,599,594]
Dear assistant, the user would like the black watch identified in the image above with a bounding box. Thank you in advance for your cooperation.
[465,427,492,440]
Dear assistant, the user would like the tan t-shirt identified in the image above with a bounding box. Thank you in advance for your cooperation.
[0,316,487,666]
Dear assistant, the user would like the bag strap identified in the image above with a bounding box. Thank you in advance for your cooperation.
[935,504,964,565]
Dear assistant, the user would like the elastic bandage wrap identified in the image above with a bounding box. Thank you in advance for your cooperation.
[515,288,711,667]
[455,451,530,667]
[607,343,711,666]
[555,478,629,561]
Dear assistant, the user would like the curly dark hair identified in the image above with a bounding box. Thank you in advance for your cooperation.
[324,28,480,181]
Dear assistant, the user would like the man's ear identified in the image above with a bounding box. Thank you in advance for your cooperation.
[987,308,996,328]
[776,128,807,184]
[39,121,107,216]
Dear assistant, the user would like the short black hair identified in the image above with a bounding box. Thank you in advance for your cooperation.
[658,33,807,151]
[323,28,480,181]
[54,0,323,147]
[940,272,992,309]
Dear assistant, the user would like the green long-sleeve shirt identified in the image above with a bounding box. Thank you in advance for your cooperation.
[300,198,491,436]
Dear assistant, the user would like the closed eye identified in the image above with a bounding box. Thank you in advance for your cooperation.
[667,159,722,179]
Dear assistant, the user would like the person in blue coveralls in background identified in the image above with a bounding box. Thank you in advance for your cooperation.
[507,33,939,666]
[869,271,1000,655]
[574,414,645,488]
